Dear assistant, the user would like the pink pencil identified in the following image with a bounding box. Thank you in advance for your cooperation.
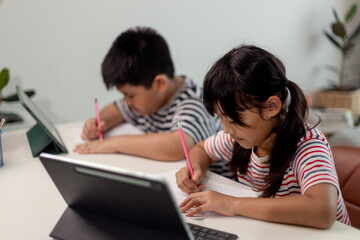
[178,122,194,177]
[0,118,5,130]
[94,99,103,141]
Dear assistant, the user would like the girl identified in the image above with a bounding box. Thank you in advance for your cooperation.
[175,45,350,229]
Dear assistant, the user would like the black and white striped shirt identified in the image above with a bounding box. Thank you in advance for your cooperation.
[115,76,236,180]
[115,76,221,143]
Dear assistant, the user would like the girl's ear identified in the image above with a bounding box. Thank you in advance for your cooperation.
[263,95,282,119]
[152,74,168,93]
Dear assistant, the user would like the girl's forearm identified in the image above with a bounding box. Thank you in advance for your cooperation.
[189,141,212,172]
[233,183,337,229]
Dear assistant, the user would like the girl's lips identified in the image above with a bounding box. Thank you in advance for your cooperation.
[230,135,244,143]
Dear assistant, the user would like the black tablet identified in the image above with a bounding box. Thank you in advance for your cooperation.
[39,153,194,240]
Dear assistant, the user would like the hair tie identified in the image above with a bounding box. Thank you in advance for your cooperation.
[283,87,291,113]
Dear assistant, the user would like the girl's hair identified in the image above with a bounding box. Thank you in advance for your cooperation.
[203,45,308,198]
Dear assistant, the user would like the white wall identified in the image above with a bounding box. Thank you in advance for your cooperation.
[0,0,359,127]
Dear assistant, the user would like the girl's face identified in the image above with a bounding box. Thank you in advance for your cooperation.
[215,102,279,156]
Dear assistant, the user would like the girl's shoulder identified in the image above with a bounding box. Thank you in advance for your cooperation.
[299,124,329,146]
[293,124,332,164]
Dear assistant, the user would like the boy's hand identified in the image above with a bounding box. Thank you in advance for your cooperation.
[175,166,204,194]
[81,118,106,140]
[73,139,117,154]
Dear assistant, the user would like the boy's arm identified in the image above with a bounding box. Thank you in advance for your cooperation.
[99,103,124,130]
[81,103,124,140]
[74,130,196,161]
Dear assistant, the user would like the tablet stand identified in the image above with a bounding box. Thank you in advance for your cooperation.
[26,123,66,157]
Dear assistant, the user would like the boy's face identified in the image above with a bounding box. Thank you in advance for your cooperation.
[116,83,163,116]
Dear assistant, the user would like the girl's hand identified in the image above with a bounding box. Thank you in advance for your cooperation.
[81,118,106,140]
[180,191,238,217]
[73,139,117,154]
[175,166,204,194]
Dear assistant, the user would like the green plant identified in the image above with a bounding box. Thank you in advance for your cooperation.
[324,3,360,90]
[0,68,9,91]
[0,67,36,123]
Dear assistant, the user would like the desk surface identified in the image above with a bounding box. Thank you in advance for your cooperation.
[1,122,359,239]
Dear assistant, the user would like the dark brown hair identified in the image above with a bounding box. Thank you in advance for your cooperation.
[203,45,308,197]
[102,26,174,89]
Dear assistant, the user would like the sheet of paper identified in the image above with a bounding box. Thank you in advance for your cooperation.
[158,169,259,219]
[71,123,144,144]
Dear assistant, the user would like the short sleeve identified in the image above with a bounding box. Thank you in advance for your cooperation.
[204,130,234,162]
[294,139,340,194]
[114,98,139,125]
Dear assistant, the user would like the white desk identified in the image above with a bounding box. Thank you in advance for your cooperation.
[1,122,359,240]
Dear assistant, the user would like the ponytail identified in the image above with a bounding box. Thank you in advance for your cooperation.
[203,45,309,197]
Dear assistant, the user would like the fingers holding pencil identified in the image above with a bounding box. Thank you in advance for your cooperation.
[81,118,106,140]
[176,166,204,194]
[177,121,205,193]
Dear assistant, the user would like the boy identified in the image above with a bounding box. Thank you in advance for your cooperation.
[73,27,221,161]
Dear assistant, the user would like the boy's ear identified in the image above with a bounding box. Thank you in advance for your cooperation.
[152,74,168,93]
[263,95,281,119]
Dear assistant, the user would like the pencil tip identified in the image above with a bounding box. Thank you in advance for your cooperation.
[94,98,98,102]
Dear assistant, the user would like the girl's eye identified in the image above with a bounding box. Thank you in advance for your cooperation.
[227,118,236,124]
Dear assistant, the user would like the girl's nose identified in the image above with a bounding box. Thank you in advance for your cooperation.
[223,122,235,135]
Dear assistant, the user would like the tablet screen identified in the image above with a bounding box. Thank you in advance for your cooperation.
[16,86,67,152]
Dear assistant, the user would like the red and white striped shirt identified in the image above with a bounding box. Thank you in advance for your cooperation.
[204,124,351,225]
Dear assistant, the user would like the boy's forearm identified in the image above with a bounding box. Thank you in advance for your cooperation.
[100,103,124,130]
[105,131,195,161]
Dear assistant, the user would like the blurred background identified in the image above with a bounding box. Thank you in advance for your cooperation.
[0,0,359,129]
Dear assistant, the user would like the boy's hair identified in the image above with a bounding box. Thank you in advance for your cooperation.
[102,27,175,89]
[203,45,308,198]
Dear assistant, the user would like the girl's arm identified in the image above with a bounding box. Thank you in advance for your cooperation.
[233,183,338,228]
[181,183,338,229]
[176,140,214,193]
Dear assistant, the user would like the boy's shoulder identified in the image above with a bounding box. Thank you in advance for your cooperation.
[170,76,203,102]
